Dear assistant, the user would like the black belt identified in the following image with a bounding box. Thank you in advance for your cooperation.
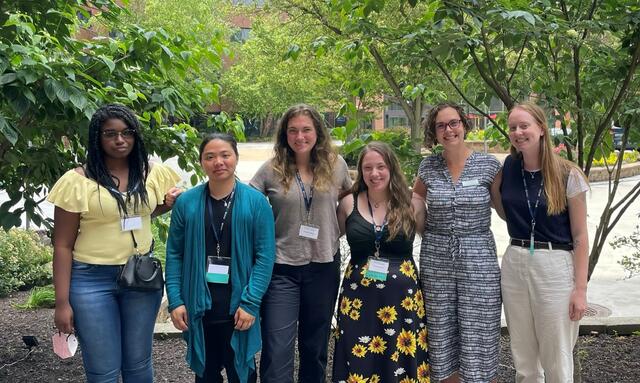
[510,238,573,251]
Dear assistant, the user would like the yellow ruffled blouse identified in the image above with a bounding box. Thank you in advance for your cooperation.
[47,163,181,265]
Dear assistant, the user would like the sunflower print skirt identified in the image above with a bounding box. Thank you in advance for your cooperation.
[332,257,430,383]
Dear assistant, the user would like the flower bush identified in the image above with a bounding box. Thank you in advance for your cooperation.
[592,150,639,167]
[0,229,53,296]
[466,129,486,141]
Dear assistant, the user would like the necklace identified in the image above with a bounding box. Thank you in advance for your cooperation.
[368,197,387,209]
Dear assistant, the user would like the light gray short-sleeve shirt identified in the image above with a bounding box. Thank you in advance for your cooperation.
[250,156,352,265]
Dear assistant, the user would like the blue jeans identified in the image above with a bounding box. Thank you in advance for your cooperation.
[69,260,162,383]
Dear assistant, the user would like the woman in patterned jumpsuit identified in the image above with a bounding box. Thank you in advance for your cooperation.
[412,102,502,383]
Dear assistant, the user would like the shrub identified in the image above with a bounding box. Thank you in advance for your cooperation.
[0,229,53,296]
[466,129,486,141]
[15,285,56,309]
[592,150,639,167]
[152,216,169,269]
[339,128,423,183]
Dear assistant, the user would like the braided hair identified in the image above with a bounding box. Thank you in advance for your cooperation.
[86,104,150,215]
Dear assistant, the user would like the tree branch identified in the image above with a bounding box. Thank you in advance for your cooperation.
[571,44,585,169]
[506,34,528,92]
[368,44,415,129]
[480,25,498,82]
[429,51,508,139]
[585,41,640,174]
[469,46,514,109]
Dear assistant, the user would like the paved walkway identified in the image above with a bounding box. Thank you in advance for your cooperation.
[3,142,639,319]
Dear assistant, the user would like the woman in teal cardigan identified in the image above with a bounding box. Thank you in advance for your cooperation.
[165,133,276,383]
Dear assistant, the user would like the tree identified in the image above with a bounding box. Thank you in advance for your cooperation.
[405,0,640,279]
[274,0,477,147]
[220,7,384,136]
[274,0,640,278]
[0,0,229,229]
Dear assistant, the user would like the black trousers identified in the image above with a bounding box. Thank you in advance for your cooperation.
[196,320,257,383]
[259,253,341,383]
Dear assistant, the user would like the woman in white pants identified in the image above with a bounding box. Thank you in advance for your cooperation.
[492,102,589,383]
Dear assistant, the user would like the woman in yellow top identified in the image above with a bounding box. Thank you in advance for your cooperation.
[47,104,181,383]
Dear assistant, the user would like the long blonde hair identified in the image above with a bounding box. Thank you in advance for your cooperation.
[272,104,338,193]
[508,102,588,215]
[347,142,415,240]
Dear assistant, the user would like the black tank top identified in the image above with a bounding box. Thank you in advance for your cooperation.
[345,194,415,264]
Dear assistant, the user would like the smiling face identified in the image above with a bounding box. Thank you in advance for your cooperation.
[361,150,390,193]
[508,107,544,155]
[434,107,465,147]
[100,118,135,160]
[286,114,318,158]
[200,139,238,183]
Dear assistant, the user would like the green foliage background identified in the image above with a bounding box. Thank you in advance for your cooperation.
[0,229,52,297]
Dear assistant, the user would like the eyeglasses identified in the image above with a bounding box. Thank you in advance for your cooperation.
[101,129,136,139]
[435,119,462,131]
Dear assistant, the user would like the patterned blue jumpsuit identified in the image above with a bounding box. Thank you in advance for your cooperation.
[417,152,502,382]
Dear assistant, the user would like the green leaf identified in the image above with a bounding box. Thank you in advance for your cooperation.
[0,115,18,145]
[100,56,115,73]
[144,31,157,41]
[44,79,56,102]
[55,84,70,103]
[69,88,88,110]
[342,138,365,154]
[23,88,36,104]
[0,73,17,85]
[160,44,175,58]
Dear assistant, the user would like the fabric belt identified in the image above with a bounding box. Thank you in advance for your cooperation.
[510,238,573,251]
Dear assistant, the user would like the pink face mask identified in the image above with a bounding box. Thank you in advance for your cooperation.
[52,333,78,359]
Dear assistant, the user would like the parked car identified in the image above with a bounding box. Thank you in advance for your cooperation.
[611,126,639,151]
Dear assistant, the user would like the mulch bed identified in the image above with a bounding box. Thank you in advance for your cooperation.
[1,290,639,382]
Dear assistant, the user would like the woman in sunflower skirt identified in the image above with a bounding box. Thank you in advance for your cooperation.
[332,142,430,383]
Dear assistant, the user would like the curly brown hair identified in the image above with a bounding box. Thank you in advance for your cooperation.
[423,102,472,148]
[272,104,338,193]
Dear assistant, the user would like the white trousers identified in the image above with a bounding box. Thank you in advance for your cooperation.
[501,245,580,383]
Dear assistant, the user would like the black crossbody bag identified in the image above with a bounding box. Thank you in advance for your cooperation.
[117,231,164,291]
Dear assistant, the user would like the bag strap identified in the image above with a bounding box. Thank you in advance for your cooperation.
[130,231,154,255]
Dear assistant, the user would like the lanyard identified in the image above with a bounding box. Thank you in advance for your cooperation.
[294,170,314,221]
[367,192,388,258]
[206,183,236,258]
[520,161,543,255]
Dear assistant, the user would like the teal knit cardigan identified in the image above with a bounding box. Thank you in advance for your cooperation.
[165,182,275,381]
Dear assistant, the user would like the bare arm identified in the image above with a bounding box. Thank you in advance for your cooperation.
[52,207,80,334]
[411,179,427,237]
[337,194,354,237]
[490,169,506,220]
[568,191,589,321]
[151,187,183,218]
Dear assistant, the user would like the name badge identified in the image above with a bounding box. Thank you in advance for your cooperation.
[364,257,389,281]
[299,224,320,240]
[461,179,480,187]
[121,216,142,231]
[207,256,230,284]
